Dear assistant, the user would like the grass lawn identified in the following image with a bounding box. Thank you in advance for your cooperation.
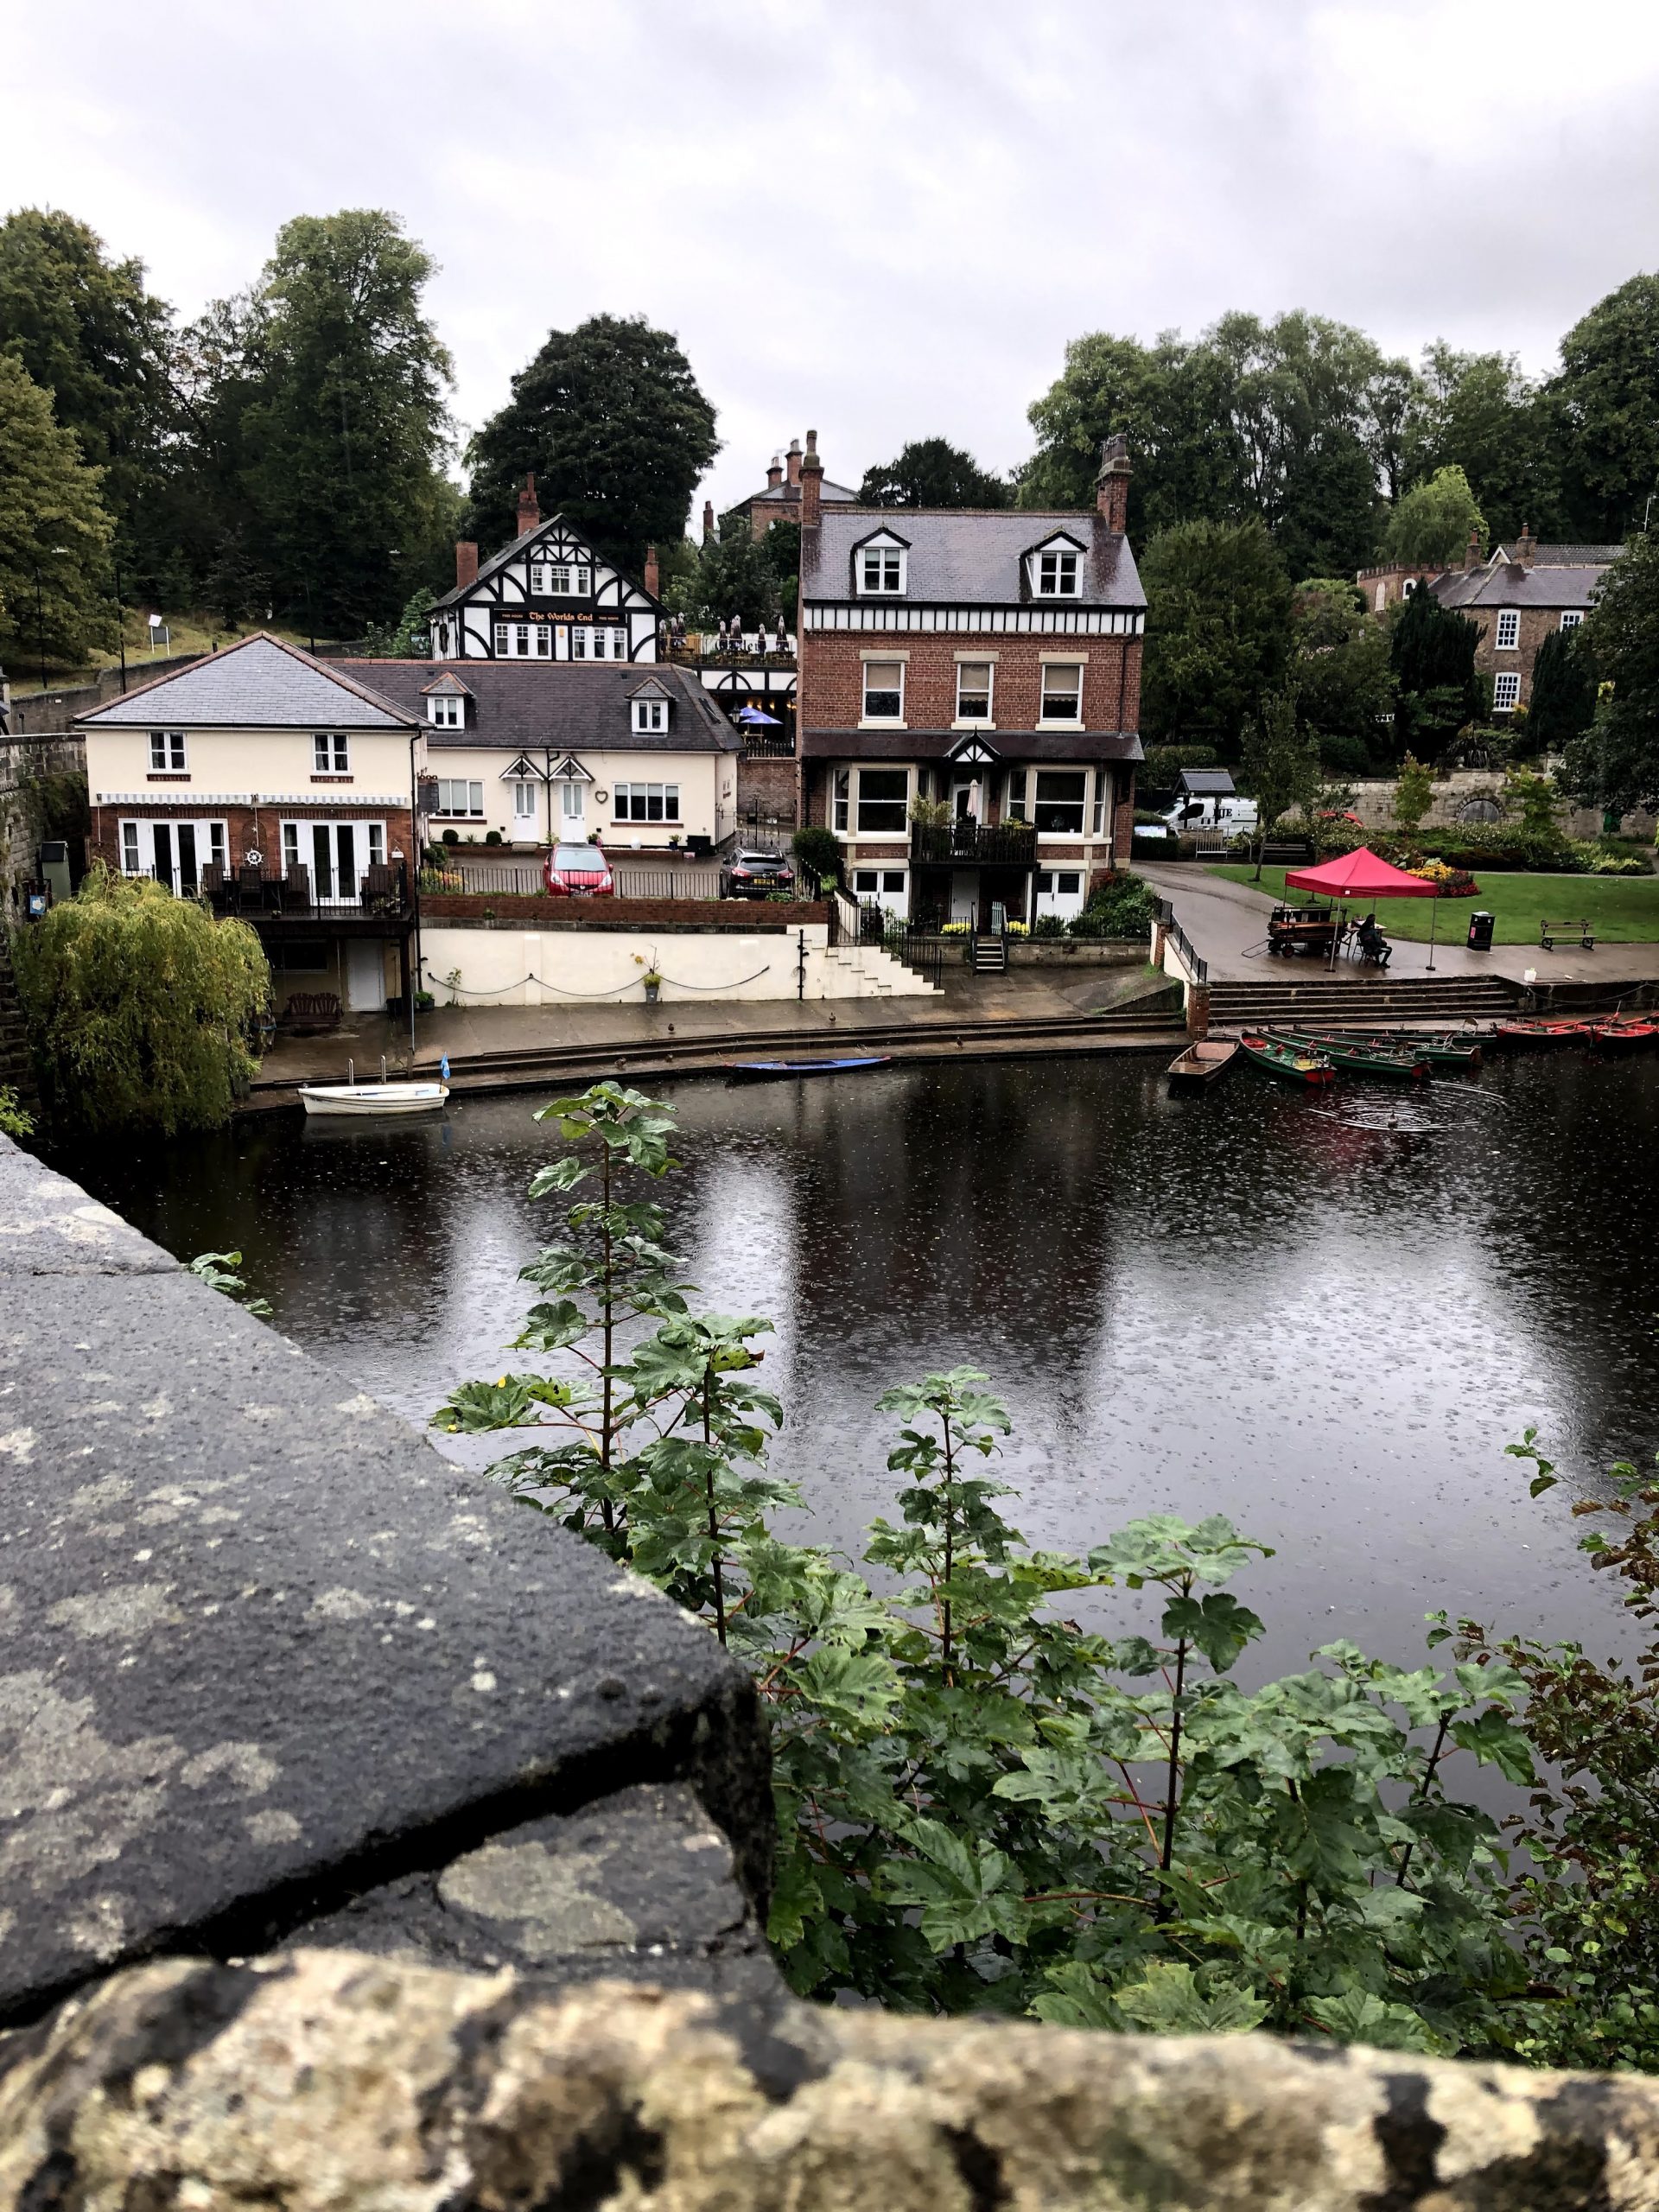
[1205,865,1659,944]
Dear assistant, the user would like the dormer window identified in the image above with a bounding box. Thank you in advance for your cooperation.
[1037,549,1080,596]
[632,697,669,734]
[856,534,907,594]
[428,695,462,728]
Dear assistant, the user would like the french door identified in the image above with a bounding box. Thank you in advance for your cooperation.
[121,819,226,893]
[281,821,385,901]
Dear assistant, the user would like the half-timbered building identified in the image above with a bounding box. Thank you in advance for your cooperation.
[428,478,662,664]
[796,436,1146,926]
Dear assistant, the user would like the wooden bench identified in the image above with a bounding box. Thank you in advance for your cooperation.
[283,991,342,1034]
[1540,918,1595,951]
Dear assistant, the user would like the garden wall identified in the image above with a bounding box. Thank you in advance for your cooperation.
[418,919,934,1002]
[422,893,827,928]
[1348,774,1656,846]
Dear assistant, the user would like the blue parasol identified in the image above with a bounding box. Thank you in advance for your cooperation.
[734,705,781,726]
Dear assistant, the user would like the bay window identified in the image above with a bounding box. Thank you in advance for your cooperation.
[832,768,850,833]
[856,768,908,834]
[1034,772,1087,835]
[1005,769,1028,823]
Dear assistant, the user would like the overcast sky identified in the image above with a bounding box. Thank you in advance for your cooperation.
[7,0,1658,527]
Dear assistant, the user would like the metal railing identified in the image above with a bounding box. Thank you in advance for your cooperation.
[910,821,1039,868]
[1154,896,1208,984]
[181,863,411,919]
[740,732,797,758]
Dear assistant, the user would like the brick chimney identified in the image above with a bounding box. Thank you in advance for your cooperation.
[799,429,824,530]
[644,543,659,599]
[785,437,802,488]
[702,499,715,543]
[454,541,479,589]
[516,474,540,537]
[1465,526,1482,571]
[1515,521,1535,570]
[1096,434,1132,531]
[766,454,783,491]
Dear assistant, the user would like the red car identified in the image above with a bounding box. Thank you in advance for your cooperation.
[542,842,614,896]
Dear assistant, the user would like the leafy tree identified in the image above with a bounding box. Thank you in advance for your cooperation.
[1238,690,1319,877]
[1383,464,1485,568]
[1392,753,1436,838]
[1527,625,1599,754]
[231,211,455,636]
[1389,586,1482,759]
[1400,344,1563,545]
[465,314,718,574]
[1138,519,1294,753]
[442,1087,1548,2051]
[859,437,1008,507]
[1563,533,1659,813]
[1502,768,1560,837]
[1292,578,1393,753]
[695,513,779,630]
[11,865,268,1135]
[358,589,433,658]
[0,353,116,671]
[1554,274,1659,541]
[0,208,180,597]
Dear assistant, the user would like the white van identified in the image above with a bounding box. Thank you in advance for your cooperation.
[1162,796,1258,834]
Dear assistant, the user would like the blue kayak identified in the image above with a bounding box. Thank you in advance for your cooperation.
[725,1055,892,1079]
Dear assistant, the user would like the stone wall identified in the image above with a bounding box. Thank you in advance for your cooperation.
[0,736,86,910]
[1346,773,1656,847]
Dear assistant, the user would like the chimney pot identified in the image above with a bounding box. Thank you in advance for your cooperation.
[1516,521,1535,569]
[766,454,783,491]
[644,543,660,599]
[1465,526,1481,572]
[785,438,803,487]
[455,541,479,590]
[516,474,541,537]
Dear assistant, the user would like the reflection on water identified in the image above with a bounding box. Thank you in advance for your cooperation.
[62,1054,1659,1681]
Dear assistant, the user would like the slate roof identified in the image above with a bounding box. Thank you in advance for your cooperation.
[744,477,860,510]
[1433,563,1611,612]
[429,512,658,612]
[77,633,416,730]
[1494,543,1624,567]
[800,728,1142,763]
[332,659,740,754]
[802,509,1145,608]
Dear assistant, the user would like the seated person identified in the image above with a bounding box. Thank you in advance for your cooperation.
[1355,912,1392,967]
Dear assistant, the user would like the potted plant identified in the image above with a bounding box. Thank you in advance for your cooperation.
[642,969,664,1002]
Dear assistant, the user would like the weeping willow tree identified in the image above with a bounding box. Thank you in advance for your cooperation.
[12,866,270,1136]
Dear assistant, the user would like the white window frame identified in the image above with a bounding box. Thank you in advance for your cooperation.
[512,779,538,824]
[610,627,627,659]
[852,868,908,915]
[493,622,509,655]
[119,817,228,884]
[632,697,669,734]
[855,766,909,835]
[955,661,995,724]
[1493,672,1522,713]
[1033,771,1088,836]
[1034,547,1081,597]
[832,768,850,834]
[1091,770,1110,838]
[1495,608,1520,651]
[534,624,552,657]
[857,542,906,595]
[313,733,350,773]
[613,781,680,823]
[1560,610,1584,631]
[571,626,588,660]
[148,730,187,772]
[575,565,592,594]
[529,563,548,594]
[1005,768,1028,823]
[278,819,385,899]
[548,563,571,595]
[1038,663,1084,724]
[435,779,485,817]
[427,695,461,728]
[861,659,906,724]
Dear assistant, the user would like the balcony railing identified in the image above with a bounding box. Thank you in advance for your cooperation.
[198,862,410,921]
[910,820,1039,868]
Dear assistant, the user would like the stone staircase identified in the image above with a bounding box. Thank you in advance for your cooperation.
[1205,974,1517,1033]
[969,931,1007,975]
[819,937,937,997]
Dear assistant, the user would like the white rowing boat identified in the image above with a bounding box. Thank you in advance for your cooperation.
[297,1081,450,1118]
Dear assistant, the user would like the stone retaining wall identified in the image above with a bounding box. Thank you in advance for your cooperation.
[423,893,828,929]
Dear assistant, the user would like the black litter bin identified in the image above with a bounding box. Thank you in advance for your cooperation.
[1466,910,1495,951]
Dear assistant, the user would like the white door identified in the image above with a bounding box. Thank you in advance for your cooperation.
[1034,868,1085,922]
[345,941,385,1013]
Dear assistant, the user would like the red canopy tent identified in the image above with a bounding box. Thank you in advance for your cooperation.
[1282,846,1439,969]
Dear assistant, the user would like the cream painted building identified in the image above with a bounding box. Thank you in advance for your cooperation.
[334,659,741,855]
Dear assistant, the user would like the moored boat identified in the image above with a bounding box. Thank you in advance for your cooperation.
[1239,1033,1334,1086]
[724,1055,892,1081]
[1357,1028,1484,1068]
[1269,1030,1428,1080]
[298,1081,450,1117]
[1166,1039,1240,1089]
[1588,1020,1659,1049]
[1495,1018,1590,1046]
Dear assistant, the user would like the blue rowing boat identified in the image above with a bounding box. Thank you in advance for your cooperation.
[724,1055,892,1080]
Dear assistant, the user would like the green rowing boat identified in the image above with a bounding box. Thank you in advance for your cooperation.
[1268,1030,1428,1080]
[1239,1033,1335,1085]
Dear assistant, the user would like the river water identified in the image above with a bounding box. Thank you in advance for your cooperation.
[64,1053,1659,1684]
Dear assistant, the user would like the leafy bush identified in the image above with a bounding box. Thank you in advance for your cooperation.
[438,1087,1544,2051]
[0,1086,34,1141]
[12,865,269,1136]
[791,826,841,888]
[442,827,460,846]
[1032,913,1066,938]
[485,829,503,846]
[1586,853,1649,876]
[1076,873,1159,939]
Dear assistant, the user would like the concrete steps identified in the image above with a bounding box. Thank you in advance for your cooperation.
[1206,976,1516,1032]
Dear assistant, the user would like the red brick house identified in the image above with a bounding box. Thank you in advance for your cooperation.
[797,436,1144,926]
